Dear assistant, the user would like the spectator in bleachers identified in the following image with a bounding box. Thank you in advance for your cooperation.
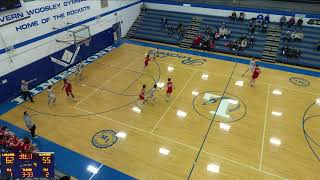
[177,23,184,39]
[287,16,295,28]
[284,31,292,42]
[241,38,248,50]
[297,18,303,27]
[281,46,301,59]
[205,25,212,35]
[209,40,215,51]
[280,16,286,29]
[167,24,173,35]
[193,35,201,48]
[226,40,237,50]
[249,24,256,35]
[262,21,268,33]
[255,19,262,32]
[264,14,270,24]
[214,31,220,40]
[291,31,304,42]
[141,3,146,13]
[317,41,320,51]
[161,17,168,28]
[257,13,264,23]
[229,11,237,21]
[238,12,245,22]
[249,35,256,47]
[219,26,231,39]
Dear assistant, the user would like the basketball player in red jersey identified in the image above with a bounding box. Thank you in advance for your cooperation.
[166,78,174,102]
[250,65,261,87]
[137,84,146,109]
[62,79,76,101]
[144,54,151,69]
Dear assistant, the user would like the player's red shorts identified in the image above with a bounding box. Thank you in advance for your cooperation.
[144,61,149,67]
[139,95,145,100]
[167,88,173,94]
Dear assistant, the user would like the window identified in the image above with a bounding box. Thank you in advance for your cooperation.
[101,0,108,8]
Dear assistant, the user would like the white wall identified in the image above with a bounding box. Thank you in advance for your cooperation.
[0,0,141,77]
[145,3,314,26]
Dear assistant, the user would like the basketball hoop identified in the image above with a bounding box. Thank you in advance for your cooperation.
[54,24,91,47]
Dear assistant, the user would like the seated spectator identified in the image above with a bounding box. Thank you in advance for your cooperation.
[226,40,237,50]
[205,25,212,35]
[141,3,146,12]
[193,35,202,47]
[161,17,168,28]
[287,16,295,28]
[214,31,220,40]
[229,11,237,21]
[167,24,173,35]
[317,41,320,51]
[264,14,270,24]
[257,13,264,23]
[297,18,303,27]
[240,34,247,41]
[209,40,215,51]
[262,21,268,33]
[219,27,231,39]
[241,38,248,50]
[221,22,226,28]
[249,35,256,47]
[280,16,286,29]
[284,31,292,42]
[255,19,262,31]
[238,12,245,22]
[249,25,256,35]
[291,31,304,41]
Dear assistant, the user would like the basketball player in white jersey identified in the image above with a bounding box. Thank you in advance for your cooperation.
[241,58,256,77]
[151,48,159,60]
[147,84,158,105]
[75,61,84,81]
[47,85,56,106]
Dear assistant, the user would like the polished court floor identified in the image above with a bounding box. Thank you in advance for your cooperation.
[1,43,320,179]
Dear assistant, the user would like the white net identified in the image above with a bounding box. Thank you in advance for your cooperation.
[55,24,91,46]
[73,25,91,46]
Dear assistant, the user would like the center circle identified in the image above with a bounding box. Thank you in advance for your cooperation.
[193,91,247,123]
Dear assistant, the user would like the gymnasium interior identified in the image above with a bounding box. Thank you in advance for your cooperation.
[0,0,320,179]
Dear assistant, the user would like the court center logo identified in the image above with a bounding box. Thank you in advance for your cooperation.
[193,91,247,123]
[157,51,206,66]
[51,46,80,67]
[289,77,310,87]
[92,130,118,148]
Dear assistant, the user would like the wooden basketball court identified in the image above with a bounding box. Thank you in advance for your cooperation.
[1,43,319,179]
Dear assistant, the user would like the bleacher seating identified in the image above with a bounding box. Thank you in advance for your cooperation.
[131,9,267,58]
[197,14,267,58]
[129,8,320,69]
[276,24,320,68]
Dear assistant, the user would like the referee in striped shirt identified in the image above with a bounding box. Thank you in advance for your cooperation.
[21,79,36,103]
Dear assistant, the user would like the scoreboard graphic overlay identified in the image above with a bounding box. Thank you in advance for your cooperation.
[0,152,54,178]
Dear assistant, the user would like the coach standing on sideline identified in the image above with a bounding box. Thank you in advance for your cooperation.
[23,111,37,138]
[21,79,36,102]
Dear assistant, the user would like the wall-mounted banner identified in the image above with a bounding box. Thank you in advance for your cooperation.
[0,0,91,31]
[307,19,320,25]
